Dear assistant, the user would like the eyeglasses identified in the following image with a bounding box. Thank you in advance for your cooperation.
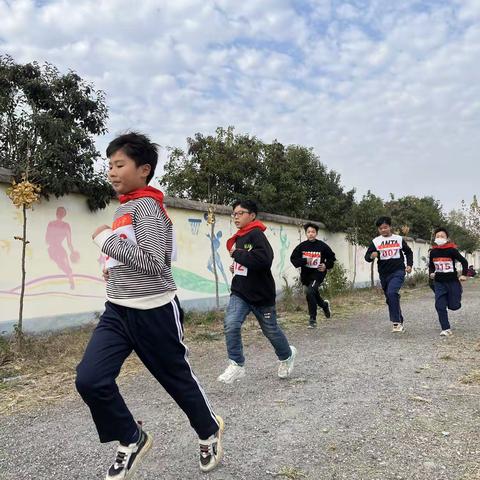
[231,210,250,218]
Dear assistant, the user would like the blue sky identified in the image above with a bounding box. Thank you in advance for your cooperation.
[1,0,479,212]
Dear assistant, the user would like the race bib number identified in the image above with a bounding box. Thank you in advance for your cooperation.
[233,261,248,277]
[303,251,321,269]
[105,214,137,269]
[373,235,402,261]
[433,257,454,273]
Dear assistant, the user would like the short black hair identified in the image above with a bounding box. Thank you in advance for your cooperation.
[375,216,392,227]
[304,222,319,232]
[106,131,158,184]
[232,199,258,216]
[433,227,449,237]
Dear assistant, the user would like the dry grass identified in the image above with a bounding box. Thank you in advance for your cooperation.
[460,369,480,385]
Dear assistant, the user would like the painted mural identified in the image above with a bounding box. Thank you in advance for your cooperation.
[0,183,455,332]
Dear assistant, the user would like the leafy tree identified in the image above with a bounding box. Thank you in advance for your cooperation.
[161,126,355,231]
[385,195,445,241]
[0,55,113,210]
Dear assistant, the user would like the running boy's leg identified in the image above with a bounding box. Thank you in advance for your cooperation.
[304,282,319,322]
[446,280,462,311]
[223,294,251,366]
[434,282,451,330]
[76,302,137,444]
[381,271,405,323]
[131,298,219,440]
[250,305,292,361]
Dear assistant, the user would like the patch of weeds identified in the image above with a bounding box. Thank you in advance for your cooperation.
[270,466,308,479]
[440,354,455,361]
[460,370,480,385]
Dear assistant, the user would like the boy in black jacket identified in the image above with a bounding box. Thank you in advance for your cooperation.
[290,223,336,328]
[217,200,297,384]
[365,216,413,333]
[429,227,468,336]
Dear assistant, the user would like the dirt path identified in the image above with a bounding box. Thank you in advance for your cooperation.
[1,282,480,480]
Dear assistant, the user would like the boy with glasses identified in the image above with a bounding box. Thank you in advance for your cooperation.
[217,200,297,384]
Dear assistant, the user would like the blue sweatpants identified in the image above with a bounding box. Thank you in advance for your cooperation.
[380,270,405,323]
[76,297,219,443]
[434,280,462,330]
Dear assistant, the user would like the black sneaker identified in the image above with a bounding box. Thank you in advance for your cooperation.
[199,415,224,472]
[106,425,153,480]
[322,300,331,319]
[308,318,317,329]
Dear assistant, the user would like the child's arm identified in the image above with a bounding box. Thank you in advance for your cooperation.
[290,243,307,268]
[322,244,336,270]
[454,249,469,277]
[364,241,377,262]
[428,251,435,277]
[402,239,414,267]
[95,205,169,276]
[231,231,273,270]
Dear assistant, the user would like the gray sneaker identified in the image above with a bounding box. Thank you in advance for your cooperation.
[278,346,297,378]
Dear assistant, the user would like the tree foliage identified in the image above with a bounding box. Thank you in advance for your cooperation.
[160,126,355,231]
[0,55,113,210]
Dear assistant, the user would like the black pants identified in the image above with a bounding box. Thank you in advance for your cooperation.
[304,280,326,320]
[76,297,219,443]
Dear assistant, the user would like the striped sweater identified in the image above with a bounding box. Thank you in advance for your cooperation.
[94,197,177,309]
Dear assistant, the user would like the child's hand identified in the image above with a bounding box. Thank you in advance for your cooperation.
[459,275,467,282]
[318,264,326,272]
[102,268,109,282]
[370,252,378,259]
[406,266,412,274]
[92,225,110,240]
[430,273,435,279]
[229,264,234,273]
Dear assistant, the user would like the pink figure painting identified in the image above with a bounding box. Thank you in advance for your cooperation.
[45,207,80,289]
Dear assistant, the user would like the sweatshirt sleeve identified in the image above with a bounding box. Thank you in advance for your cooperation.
[96,201,169,276]
[428,250,435,274]
[290,243,307,268]
[454,249,469,276]
[402,239,414,267]
[322,243,336,270]
[232,230,273,270]
[365,241,376,262]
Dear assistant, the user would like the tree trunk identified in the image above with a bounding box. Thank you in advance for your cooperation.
[17,204,27,347]
[210,220,220,309]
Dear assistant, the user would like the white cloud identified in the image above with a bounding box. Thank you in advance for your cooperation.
[0,0,479,211]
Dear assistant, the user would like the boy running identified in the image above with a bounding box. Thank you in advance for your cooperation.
[429,227,468,336]
[75,132,223,479]
[365,216,413,333]
[217,200,297,384]
[290,223,336,328]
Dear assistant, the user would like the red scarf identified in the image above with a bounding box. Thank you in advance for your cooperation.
[226,220,267,251]
[432,242,457,249]
[119,186,170,221]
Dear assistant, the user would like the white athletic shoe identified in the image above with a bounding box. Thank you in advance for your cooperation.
[217,361,246,384]
[440,329,453,337]
[199,415,224,472]
[278,345,297,379]
[105,426,153,480]
[391,323,405,333]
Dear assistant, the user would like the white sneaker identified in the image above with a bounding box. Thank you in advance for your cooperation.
[199,415,224,472]
[217,360,246,384]
[391,323,405,333]
[278,345,297,379]
[105,426,153,480]
[440,329,453,336]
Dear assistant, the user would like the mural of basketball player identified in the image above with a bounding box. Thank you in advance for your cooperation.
[45,207,80,289]
[206,230,229,288]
